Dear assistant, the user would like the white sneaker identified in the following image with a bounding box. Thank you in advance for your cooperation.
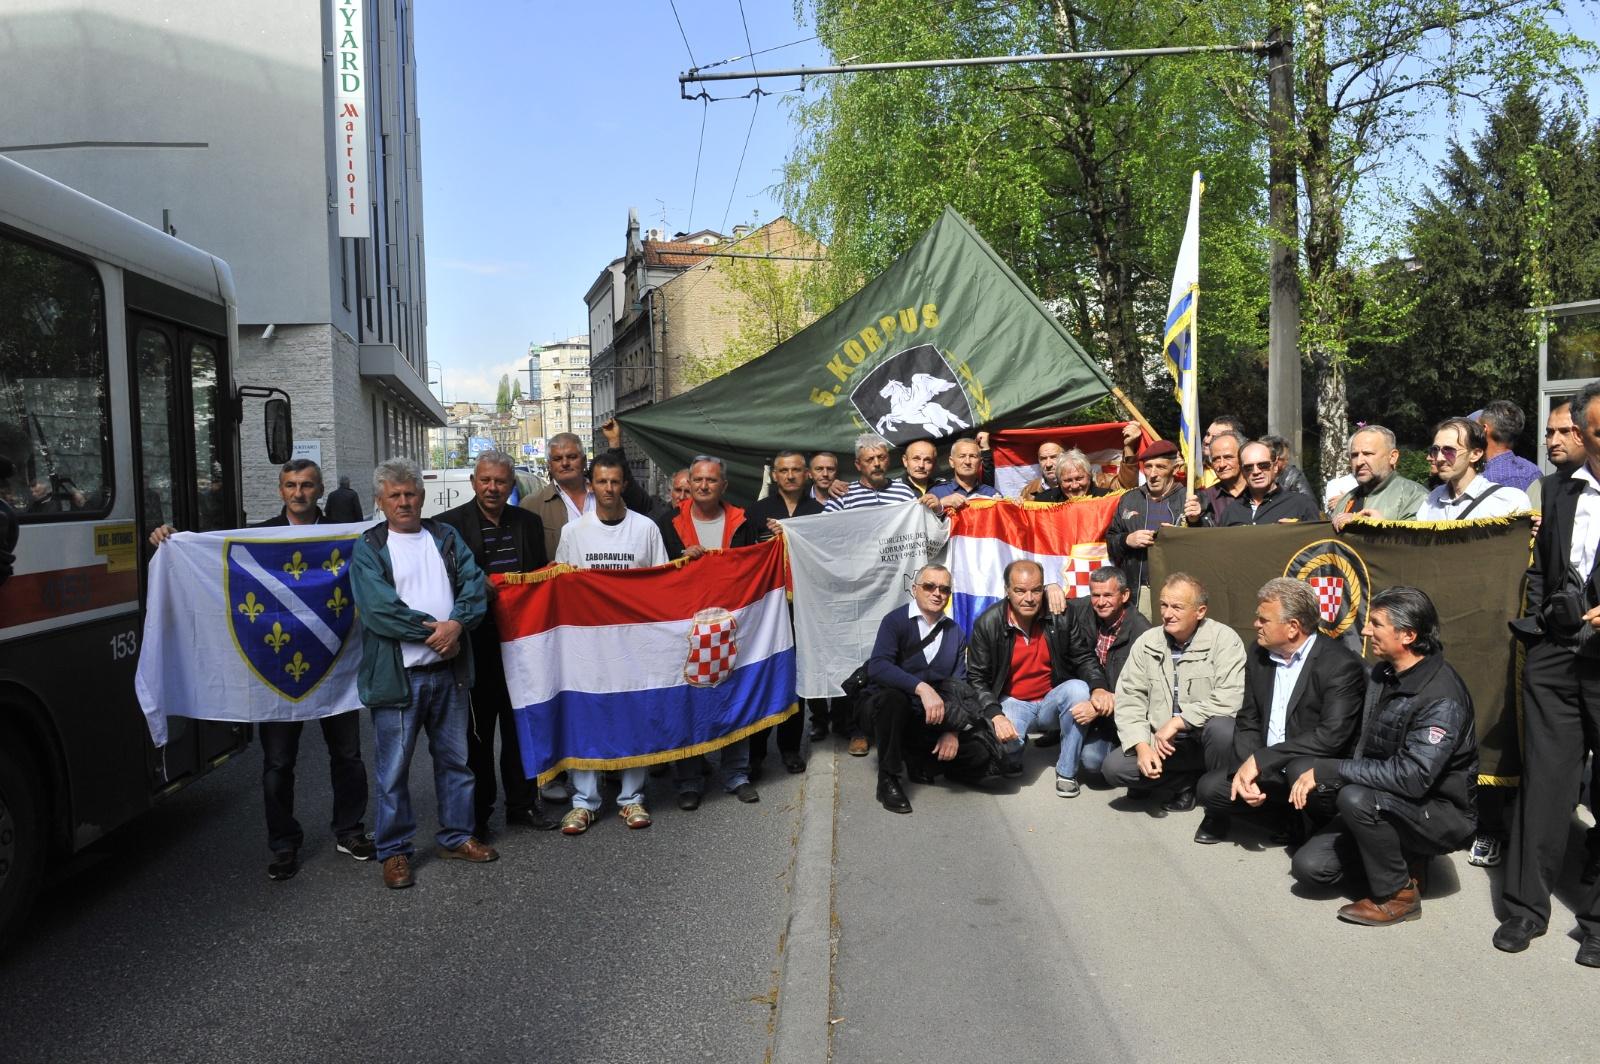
[1467,834,1503,867]
[1055,774,1081,798]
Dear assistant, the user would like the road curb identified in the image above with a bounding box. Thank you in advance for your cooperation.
[770,745,838,1063]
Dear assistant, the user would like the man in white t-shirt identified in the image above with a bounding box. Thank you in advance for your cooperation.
[350,459,495,890]
[554,452,669,834]
[1417,416,1532,521]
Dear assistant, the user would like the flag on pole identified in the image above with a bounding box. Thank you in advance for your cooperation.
[491,539,797,785]
[946,497,1123,631]
[134,523,370,746]
[1164,172,1203,482]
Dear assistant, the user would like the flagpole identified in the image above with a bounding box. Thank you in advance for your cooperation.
[1184,171,1203,503]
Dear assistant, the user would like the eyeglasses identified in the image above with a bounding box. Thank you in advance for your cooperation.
[1426,445,1460,462]
[917,582,952,595]
[1241,461,1274,473]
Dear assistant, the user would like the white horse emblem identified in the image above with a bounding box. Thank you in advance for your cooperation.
[873,373,971,437]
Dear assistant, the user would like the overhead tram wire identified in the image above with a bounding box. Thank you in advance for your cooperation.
[667,0,698,68]
[718,0,763,235]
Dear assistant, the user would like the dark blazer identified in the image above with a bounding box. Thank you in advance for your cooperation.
[324,486,364,522]
[866,607,967,695]
[435,501,548,647]
[731,492,824,546]
[1065,596,1152,691]
[1219,485,1323,526]
[1513,469,1594,650]
[1233,635,1367,778]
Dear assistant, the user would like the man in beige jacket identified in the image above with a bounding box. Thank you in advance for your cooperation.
[1104,572,1246,814]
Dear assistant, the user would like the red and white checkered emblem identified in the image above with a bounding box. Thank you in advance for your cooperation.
[1059,558,1098,599]
[1308,576,1344,624]
[685,607,738,688]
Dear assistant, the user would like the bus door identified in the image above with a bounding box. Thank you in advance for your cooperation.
[127,313,236,781]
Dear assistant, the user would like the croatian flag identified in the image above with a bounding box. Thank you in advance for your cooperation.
[947,497,1122,631]
[990,422,1149,497]
[492,538,797,784]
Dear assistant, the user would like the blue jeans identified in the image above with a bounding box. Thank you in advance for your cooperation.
[1000,679,1095,778]
[570,768,648,812]
[672,739,752,795]
[370,665,476,860]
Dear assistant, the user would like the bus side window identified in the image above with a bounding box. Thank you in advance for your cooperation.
[187,339,226,531]
[0,231,111,518]
[133,326,177,540]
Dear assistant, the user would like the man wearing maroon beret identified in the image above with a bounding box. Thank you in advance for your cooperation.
[1104,440,1185,618]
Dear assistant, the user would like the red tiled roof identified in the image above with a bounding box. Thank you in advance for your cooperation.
[643,240,717,268]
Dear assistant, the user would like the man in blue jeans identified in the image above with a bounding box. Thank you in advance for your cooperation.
[966,559,1115,797]
[350,458,496,889]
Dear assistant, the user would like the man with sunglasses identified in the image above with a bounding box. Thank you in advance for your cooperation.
[967,560,1111,797]
[1219,441,1323,526]
[1416,417,1530,522]
[860,565,992,813]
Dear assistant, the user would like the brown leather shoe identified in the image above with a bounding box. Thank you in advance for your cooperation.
[382,854,414,889]
[1337,880,1421,926]
[435,836,499,863]
[847,736,870,757]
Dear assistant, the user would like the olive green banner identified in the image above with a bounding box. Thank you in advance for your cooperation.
[1149,518,1532,783]
[618,207,1114,497]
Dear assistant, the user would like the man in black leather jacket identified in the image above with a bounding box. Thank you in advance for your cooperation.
[967,560,1111,796]
[1288,586,1478,926]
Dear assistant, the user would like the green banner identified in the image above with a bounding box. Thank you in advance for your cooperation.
[1148,518,1532,784]
[618,207,1114,496]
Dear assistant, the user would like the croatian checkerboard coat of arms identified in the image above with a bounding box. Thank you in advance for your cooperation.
[224,536,360,701]
[1283,538,1372,648]
[685,607,738,688]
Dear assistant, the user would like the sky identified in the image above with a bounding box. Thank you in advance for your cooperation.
[413,1,1599,405]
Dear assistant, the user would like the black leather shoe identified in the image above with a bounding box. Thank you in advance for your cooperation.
[877,774,912,814]
[1577,936,1600,968]
[1492,916,1546,953]
[267,850,299,882]
[1193,815,1230,844]
[677,791,702,811]
[506,806,562,832]
[1163,786,1197,812]
[906,765,938,785]
[809,716,830,742]
[782,753,806,774]
[734,782,761,804]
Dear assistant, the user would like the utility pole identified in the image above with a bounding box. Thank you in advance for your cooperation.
[681,40,1303,446]
[1265,27,1302,460]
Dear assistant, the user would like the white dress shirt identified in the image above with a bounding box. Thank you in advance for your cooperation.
[1266,634,1316,747]
[1569,464,1600,578]
[1417,474,1530,521]
[907,602,945,664]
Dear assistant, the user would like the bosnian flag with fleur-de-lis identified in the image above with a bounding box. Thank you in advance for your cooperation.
[135,523,371,746]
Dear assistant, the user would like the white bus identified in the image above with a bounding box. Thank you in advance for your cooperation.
[0,155,291,946]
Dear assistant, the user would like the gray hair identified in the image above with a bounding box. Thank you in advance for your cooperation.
[689,454,727,477]
[1208,430,1247,455]
[1055,448,1093,479]
[1348,424,1397,452]
[914,563,950,583]
[1371,585,1443,656]
[1161,571,1209,607]
[1088,565,1128,592]
[854,432,891,458]
[547,432,583,453]
[473,449,516,475]
[338,474,351,488]
[373,457,422,495]
[1259,577,1320,633]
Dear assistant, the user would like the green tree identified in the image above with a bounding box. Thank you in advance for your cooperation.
[1204,0,1592,477]
[685,234,829,387]
[1347,85,1600,446]
[511,377,524,404]
[495,373,512,414]
[784,0,1271,425]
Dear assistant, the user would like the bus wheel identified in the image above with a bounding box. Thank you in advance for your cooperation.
[0,738,45,952]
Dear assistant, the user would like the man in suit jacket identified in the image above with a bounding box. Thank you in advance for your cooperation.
[1496,379,1600,967]
[1194,577,1366,844]
[436,451,555,838]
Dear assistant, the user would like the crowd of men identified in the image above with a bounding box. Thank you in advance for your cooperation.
[145,389,1600,967]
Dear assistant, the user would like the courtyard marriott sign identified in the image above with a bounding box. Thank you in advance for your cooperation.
[333,0,370,238]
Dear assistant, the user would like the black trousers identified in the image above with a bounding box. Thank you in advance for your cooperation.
[467,639,535,828]
[1198,750,1334,837]
[805,696,847,736]
[1291,784,1448,898]
[260,710,366,854]
[859,688,990,780]
[747,708,804,771]
[1102,716,1235,792]
[1503,641,1600,935]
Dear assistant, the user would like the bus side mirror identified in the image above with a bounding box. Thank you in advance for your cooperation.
[265,397,293,464]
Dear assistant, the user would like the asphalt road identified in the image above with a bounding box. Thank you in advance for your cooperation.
[6,727,1600,1064]
[828,748,1600,1064]
[0,727,804,1064]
